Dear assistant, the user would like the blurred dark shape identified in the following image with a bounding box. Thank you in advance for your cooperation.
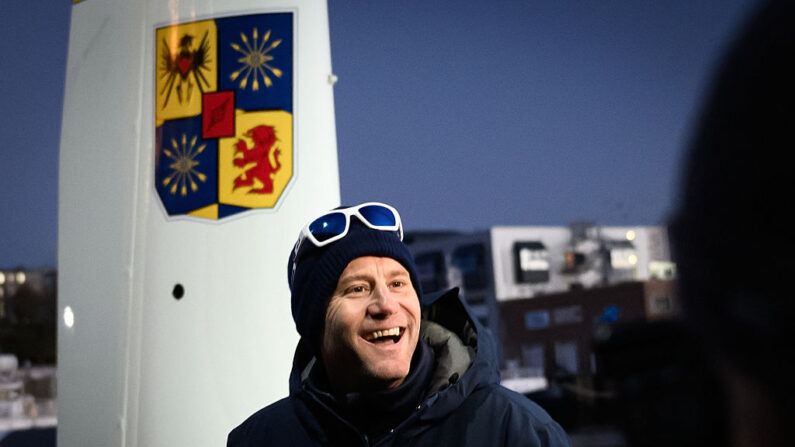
[526,384,580,431]
[0,283,56,365]
[670,0,795,444]
[672,0,795,373]
[594,320,726,447]
[0,428,56,447]
[592,1,795,445]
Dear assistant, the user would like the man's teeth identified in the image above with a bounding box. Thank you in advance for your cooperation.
[367,327,401,341]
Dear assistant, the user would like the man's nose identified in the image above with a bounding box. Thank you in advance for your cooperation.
[369,284,399,317]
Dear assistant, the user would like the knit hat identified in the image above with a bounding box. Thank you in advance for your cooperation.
[287,205,422,352]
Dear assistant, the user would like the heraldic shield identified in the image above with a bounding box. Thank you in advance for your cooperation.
[154,12,293,220]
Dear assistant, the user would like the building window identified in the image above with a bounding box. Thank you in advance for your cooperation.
[649,295,673,316]
[451,243,488,291]
[414,251,447,293]
[554,341,579,375]
[513,241,549,284]
[521,343,545,371]
[524,310,550,330]
[563,251,587,273]
[600,305,620,323]
[649,261,676,279]
[608,241,638,270]
[552,305,584,325]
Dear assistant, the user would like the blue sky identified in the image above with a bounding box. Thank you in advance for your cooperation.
[0,0,758,268]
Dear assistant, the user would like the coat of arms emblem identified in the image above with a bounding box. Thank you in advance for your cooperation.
[154,12,293,220]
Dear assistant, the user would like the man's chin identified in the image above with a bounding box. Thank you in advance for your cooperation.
[363,363,410,389]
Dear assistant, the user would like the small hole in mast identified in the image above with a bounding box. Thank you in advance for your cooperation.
[173,284,185,300]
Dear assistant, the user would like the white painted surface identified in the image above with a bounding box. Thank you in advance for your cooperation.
[58,1,338,445]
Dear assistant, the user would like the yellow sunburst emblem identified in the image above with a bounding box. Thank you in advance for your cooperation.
[229,28,283,91]
[162,133,208,196]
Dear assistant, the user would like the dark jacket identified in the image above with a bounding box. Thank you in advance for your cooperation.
[228,288,570,446]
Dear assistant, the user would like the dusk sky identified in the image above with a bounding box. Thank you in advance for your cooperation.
[0,0,758,268]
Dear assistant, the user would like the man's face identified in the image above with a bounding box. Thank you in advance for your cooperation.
[321,256,421,392]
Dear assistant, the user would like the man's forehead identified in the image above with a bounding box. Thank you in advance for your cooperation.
[339,256,410,277]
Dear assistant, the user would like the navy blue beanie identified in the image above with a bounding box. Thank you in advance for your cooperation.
[287,212,422,352]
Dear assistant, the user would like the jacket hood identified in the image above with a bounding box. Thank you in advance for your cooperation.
[415,288,501,422]
[287,287,501,424]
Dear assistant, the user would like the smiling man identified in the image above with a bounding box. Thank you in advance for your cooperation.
[322,256,422,393]
[228,202,569,446]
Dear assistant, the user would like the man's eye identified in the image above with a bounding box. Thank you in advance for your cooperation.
[347,285,367,294]
[390,281,405,288]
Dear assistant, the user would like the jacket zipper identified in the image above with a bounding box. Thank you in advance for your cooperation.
[303,388,372,446]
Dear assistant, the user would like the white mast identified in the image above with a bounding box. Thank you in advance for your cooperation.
[58,1,339,445]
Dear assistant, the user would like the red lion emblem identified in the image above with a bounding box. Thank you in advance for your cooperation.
[233,125,281,194]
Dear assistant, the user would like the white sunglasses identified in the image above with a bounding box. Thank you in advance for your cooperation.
[290,202,403,283]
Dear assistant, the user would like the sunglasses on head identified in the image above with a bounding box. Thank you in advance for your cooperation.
[290,202,404,283]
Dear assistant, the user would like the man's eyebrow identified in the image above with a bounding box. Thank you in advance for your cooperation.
[337,274,372,284]
[386,269,410,279]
